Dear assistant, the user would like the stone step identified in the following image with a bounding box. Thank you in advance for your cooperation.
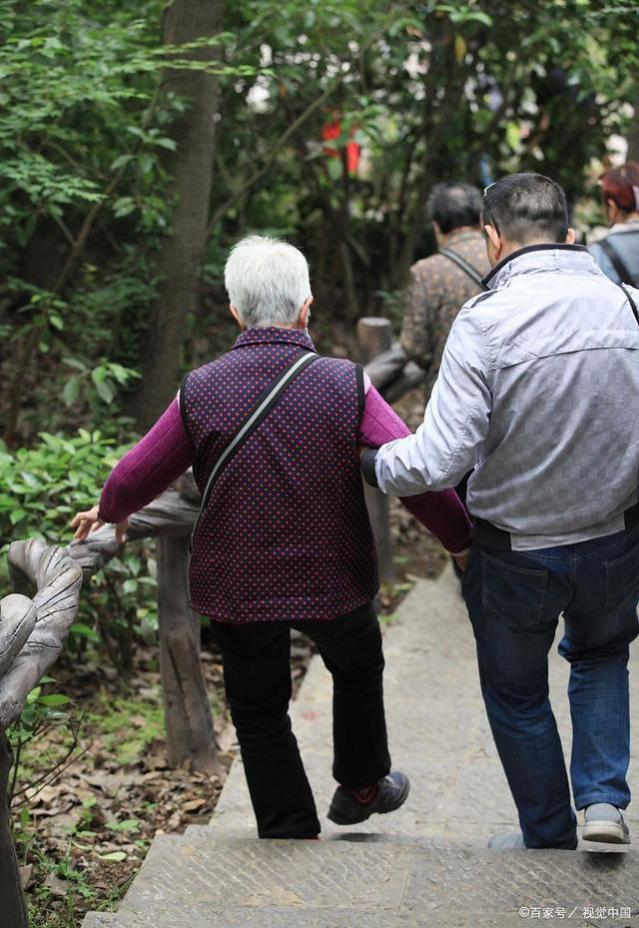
[82,915,127,928]
[80,572,639,928]
[106,829,639,928]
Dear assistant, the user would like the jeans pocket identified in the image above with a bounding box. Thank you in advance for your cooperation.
[480,549,550,631]
[604,538,639,612]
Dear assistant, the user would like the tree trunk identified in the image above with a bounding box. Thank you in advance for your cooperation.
[0,736,28,928]
[134,0,223,430]
[156,536,218,773]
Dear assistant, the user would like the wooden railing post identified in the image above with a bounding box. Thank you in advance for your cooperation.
[1,735,28,928]
[67,485,218,773]
[357,317,395,585]
[156,535,218,774]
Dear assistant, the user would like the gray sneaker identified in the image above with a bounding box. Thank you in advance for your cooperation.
[583,804,630,845]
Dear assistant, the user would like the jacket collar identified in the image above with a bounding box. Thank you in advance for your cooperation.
[483,243,597,290]
[445,229,483,246]
[232,326,317,353]
[609,219,639,235]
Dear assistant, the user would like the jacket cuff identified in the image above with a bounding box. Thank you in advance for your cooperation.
[361,448,380,488]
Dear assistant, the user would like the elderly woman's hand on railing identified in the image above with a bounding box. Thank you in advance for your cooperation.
[71,504,128,545]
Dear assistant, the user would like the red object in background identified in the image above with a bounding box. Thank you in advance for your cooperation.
[322,120,361,174]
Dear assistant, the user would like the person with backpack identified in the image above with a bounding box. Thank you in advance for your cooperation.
[71,235,472,841]
[589,161,639,287]
[363,173,639,851]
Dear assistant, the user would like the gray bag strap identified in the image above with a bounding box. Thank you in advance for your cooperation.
[438,247,488,290]
[196,350,319,521]
[599,236,636,287]
[621,284,639,327]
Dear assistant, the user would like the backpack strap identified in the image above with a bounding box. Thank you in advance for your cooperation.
[438,247,488,290]
[598,236,636,286]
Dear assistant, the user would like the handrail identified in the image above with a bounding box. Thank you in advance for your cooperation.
[1,540,83,928]
[1,540,83,733]
[0,478,213,928]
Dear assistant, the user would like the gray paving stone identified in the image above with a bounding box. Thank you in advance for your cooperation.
[395,919,639,928]
[81,916,124,928]
[85,912,639,928]
[119,837,412,915]
[90,908,397,928]
[400,847,639,917]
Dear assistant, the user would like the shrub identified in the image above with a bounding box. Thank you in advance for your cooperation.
[0,430,158,672]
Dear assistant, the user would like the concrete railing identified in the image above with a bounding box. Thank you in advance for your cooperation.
[1,540,83,928]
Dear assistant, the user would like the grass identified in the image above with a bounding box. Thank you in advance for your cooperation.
[85,692,166,765]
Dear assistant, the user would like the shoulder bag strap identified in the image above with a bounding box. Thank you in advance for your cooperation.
[438,247,488,291]
[621,284,639,327]
[599,237,635,286]
[196,350,319,520]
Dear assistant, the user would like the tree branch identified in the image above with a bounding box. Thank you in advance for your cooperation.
[207,79,339,233]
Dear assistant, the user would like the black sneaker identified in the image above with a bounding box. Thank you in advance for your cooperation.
[327,772,410,825]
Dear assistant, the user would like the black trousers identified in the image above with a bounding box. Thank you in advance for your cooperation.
[210,601,391,838]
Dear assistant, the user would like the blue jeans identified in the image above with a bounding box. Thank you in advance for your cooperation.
[462,524,639,849]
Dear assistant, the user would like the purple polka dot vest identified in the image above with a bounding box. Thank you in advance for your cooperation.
[180,327,378,622]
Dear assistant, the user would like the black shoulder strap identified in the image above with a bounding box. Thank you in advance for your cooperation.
[621,284,639,327]
[599,237,635,286]
[196,351,319,519]
[439,247,488,291]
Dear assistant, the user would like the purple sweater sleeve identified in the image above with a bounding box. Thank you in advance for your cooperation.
[98,398,194,524]
[359,385,472,553]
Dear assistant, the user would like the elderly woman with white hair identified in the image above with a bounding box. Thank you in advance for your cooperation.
[72,235,471,840]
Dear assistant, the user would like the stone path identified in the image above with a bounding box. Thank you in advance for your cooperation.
[83,567,639,927]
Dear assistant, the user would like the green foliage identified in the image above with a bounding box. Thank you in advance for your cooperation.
[8,680,72,758]
[211,0,638,319]
[85,693,165,765]
[0,429,158,670]
[0,429,124,546]
[0,0,263,444]
[2,0,637,441]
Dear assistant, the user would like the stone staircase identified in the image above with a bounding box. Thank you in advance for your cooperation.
[83,570,639,928]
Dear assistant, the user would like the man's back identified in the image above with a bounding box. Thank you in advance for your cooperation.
[464,247,639,546]
[374,245,639,548]
[401,230,490,393]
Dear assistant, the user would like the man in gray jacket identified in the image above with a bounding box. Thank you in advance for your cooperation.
[362,173,639,851]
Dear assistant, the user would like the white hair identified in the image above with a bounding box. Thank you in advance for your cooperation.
[224,235,312,328]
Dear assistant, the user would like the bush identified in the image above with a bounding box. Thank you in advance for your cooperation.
[0,429,158,672]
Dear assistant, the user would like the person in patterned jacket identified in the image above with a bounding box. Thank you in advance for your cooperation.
[401,182,490,396]
[72,236,472,841]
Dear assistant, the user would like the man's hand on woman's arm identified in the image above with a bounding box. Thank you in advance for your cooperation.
[358,381,472,555]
